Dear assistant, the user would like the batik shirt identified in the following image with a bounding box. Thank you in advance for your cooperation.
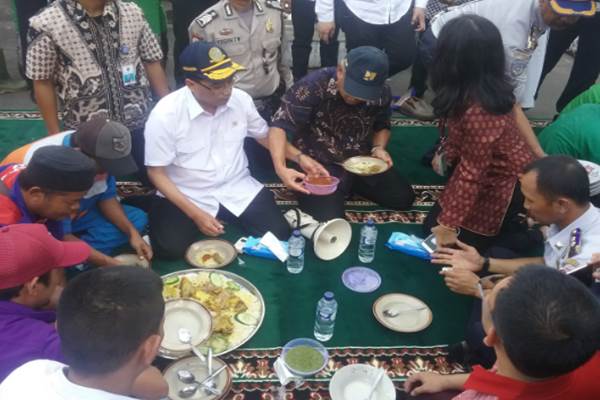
[438,105,534,236]
[271,67,392,165]
[26,0,163,131]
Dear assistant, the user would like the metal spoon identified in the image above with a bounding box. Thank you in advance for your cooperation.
[383,306,427,318]
[176,365,227,398]
[177,328,206,362]
[365,369,385,400]
[176,369,221,397]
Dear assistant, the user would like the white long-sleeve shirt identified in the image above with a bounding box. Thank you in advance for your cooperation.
[316,0,428,25]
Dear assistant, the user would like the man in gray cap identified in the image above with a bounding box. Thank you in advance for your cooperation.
[268,46,415,221]
[2,119,152,267]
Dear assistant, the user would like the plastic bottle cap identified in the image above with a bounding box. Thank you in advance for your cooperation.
[293,229,301,236]
[324,291,334,300]
[367,218,374,226]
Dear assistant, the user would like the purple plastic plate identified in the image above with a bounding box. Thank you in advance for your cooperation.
[342,267,382,293]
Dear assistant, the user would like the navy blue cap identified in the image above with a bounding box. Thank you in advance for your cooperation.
[179,41,245,81]
[343,46,389,102]
[22,145,96,192]
[550,0,596,16]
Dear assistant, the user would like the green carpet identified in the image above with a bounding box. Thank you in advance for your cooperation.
[0,111,471,348]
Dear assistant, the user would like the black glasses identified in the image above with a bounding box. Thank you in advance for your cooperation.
[194,77,235,93]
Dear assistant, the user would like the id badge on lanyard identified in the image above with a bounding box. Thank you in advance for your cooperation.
[120,44,136,87]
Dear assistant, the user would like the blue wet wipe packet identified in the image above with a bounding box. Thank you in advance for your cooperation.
[385,232,431,260]
[243,236,289,261]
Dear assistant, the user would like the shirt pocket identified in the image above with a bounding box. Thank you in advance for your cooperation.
[174,136,210,170]
[222,120,248,160]
[263,38,280,61]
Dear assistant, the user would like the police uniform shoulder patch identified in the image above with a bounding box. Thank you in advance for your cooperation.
[265,0,285,12]
[196,10,218,28]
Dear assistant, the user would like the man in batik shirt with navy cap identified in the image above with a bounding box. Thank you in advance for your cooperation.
[268,46,415,221]
[144,42,290,259]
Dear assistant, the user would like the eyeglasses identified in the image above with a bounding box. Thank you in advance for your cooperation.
[194,77,235,93]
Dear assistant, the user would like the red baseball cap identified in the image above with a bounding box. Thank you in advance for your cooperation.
[0,224,91,289]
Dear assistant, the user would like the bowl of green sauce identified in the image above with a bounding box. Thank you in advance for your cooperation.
[282,338,329,377]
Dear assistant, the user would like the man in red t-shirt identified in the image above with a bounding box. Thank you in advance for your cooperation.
[404,265,600,399]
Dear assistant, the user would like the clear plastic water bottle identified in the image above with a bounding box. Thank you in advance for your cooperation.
[314,291,337,342]
[286,230,305,274]
[358,218,377,263]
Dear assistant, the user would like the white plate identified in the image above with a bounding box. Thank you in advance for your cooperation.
[373,293,432,333]
[329,364,395,400]
[163,356,232,400]
[161,299,212,353]
[185,239,237,269]
[579,160,600,184]
[342,156,389,176]
[114,253,150,268]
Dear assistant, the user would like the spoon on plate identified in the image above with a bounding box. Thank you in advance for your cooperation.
[383,306,427,318]
[177,369,221,397]
[365,369,385,400]
[178,328,207,362]
[177,365,227,398]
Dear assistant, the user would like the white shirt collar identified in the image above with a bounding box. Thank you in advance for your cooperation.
[546,205,598,252]
[184,86,234,120]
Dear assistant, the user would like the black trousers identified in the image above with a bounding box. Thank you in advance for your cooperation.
[338,1,417,76]
[130,127,152,187]
[14,0,48,77]
[537,12,600,113]
[298,164,415,222]
[291,0,340,81]
[409,27,437,97]
[149,187,290,259]
[422,183,528,255]
[171,0,218,86]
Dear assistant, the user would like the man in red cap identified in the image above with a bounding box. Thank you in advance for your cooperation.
[0,224,90,381]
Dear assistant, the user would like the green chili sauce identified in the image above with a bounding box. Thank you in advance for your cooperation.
[284,346,324,372]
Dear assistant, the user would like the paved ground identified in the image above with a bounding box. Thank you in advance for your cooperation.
[0,0,592,119]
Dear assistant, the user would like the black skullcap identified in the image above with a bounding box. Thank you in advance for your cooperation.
[22,145,96,192]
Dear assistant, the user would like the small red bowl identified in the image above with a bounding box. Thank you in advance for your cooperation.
[303,176,340,195]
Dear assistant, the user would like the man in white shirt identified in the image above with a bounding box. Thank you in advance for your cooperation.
[0,266,168,400]
[431,155,600,368]
[433,155,600,293]
[405,0,596,156]
[316,0,428,76]
[144,42,290,259]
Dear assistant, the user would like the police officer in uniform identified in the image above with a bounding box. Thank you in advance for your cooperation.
[189,0,293,123]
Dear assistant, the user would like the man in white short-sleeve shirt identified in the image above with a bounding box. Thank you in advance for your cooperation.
[430,0,596,107]
[407,0,595,157]
[144,42,290,259]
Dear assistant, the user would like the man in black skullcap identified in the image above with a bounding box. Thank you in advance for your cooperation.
[0,145,95,250]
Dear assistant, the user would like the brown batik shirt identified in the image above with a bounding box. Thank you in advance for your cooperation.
[26,0,163,131]
[271,67,392,165]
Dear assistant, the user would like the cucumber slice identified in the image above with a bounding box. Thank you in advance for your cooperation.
[209,272,227,287]
[226,280,240,291]
[164,276,180,286]
[235,312,258,326]
[208,335,229,353]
